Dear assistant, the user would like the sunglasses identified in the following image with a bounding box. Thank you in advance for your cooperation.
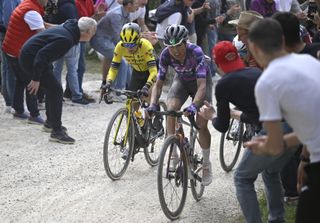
[123,43,137,48]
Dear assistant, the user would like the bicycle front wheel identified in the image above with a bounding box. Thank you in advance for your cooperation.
[190,132,205,201]
[219,119,243,172]
[144,100,167,166]
[157,135,188,220]
[103,108,134,180]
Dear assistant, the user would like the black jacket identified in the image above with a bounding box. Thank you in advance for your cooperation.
[20,19,80,81]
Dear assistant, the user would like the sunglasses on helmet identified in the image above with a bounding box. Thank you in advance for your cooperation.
[123,42,137,48]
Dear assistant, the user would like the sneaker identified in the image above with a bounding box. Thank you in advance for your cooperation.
[202,162,213,186]
[169,155,180,171]
[72,97,89,105]
[13,112,29,120]
[28,115,45,125]
[109,92,125,103]
[49,130,75,144]
[42,122,67,133]
[63,89,72,100]
[83,92,96,103]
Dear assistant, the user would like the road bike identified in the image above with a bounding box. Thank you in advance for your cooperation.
[103,88,166,180]
[157,110,204,220]
[219,118,257,172]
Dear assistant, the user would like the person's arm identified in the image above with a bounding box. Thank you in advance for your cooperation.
[193,78,206,107]
[150,79,164,105]
[110,14,124,43]
[105,42,123,82]
[145,46,158,86]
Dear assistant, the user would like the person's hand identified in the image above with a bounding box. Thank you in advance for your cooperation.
[142,31,158,45]
[146,103,158,117]
[100,81,111,103]
[183,103,197,116]
[215,15,225,24]
[140,84,149,98]
[227,4,241,15]
[198,100,216,120]
[295,11,307,20]
[230,109,242,120]
[27,80,40,95]
[297,160,308,194]
[202,2,211,11]
[244,135,270,155]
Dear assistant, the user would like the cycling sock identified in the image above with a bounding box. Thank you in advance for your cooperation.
[202,148,210,165]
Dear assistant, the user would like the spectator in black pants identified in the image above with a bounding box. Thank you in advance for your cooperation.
[19,17,97,144]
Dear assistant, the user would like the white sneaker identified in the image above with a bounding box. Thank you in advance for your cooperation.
[202,162,213,186]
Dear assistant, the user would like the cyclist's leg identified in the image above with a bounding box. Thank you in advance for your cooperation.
[166,74,188,136]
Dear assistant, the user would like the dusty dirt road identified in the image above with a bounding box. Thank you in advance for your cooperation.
[0,75,245,223]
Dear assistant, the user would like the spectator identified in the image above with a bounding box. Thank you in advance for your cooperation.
[246,18,320,223]
[0,0,20,113]
[19,18,97,144]
[90,0,139,102]
[71,0,105,103]
[272,11,320,202]
[2,0,46,124]
[199,41,296,223]
[155,0,193,46]
[47,0,91,105]
[228,10,263,67]
[250,0,277,17]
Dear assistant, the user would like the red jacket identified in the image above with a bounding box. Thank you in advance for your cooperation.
[75,0,95,18]
[2,0,44,58]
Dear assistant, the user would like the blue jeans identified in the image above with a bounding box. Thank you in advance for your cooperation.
[234,123,296,223]
[77,42,86,93]
[207,27,218,76]
[53,44,82,100]
[0,33,15,106]
[113,59,130,90]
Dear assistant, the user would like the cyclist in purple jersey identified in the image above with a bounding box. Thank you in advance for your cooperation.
[148,25,213,186]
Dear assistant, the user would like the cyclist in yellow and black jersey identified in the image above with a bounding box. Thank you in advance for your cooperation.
[101,22,157,99]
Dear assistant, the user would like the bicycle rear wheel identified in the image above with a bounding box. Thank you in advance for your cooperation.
[103,108,134,180]
[144,101,167,166]
[219,119,243,172]
[190,132,205,201]
[157,135,188,220]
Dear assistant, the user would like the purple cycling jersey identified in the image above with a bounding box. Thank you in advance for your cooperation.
[157,43,208,82]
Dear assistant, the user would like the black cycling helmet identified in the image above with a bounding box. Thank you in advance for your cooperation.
[163,24,189,46]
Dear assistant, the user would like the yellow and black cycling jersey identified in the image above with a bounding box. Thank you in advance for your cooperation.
[107,38,157,85]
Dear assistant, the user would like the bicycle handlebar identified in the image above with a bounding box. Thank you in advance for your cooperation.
[103,88,149,107]
[154,110,200,130]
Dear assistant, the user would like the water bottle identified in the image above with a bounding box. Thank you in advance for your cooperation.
[134,110,145,127]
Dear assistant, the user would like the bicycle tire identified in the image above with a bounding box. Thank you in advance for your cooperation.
[157,135,188,220]
[190,132,205,201]
[144,101,167,166]
[219,119,243,172]
[103,107,134,180]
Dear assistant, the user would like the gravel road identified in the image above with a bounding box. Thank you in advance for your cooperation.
[0,75,245,223]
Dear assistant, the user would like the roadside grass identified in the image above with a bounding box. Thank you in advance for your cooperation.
[234,193,297,223]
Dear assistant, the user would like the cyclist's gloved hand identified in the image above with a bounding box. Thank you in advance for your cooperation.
[146,103,158,116]
[139,82,152,97]
[100,80,112,104]
[184,103,198,116]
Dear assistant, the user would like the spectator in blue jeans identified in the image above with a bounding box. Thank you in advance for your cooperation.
[199,41,296,223]
[45,0,90,105]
